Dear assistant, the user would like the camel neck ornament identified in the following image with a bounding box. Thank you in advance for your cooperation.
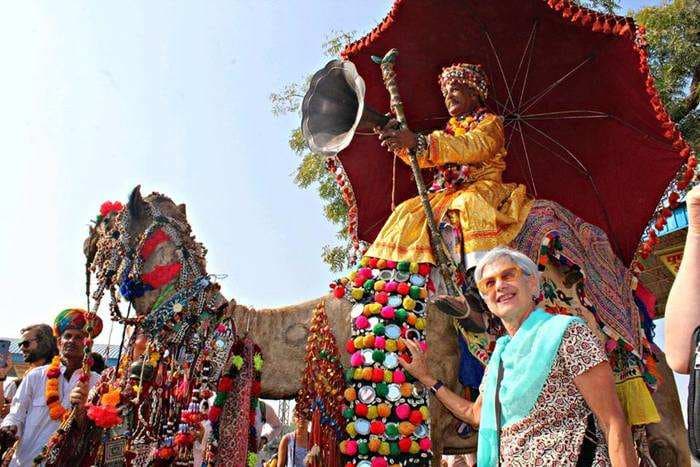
[40,187,262,467]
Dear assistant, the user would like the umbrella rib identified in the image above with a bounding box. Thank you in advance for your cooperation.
[521,110,609,119]
[521,111,673,149]
[520,119,590,175]
[520,55,594,115]
[516,120,538,197]
[510,123,588,174]
[483,28,516,114]
[587,173,622,258]
[516,21,539,110]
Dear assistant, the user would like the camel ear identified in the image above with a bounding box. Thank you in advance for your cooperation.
[178,203,187,217]
[83,225,98,263]
[127,185,147,220]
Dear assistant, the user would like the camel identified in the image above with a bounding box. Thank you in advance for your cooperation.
[84,187,690,466]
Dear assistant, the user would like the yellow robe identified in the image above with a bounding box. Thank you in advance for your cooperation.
[366,113,533,264]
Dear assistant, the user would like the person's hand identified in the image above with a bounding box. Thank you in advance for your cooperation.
[259,436,268,450]
[0,358,13,380]
[687,185,700,235]
[397,338,432,385]
[0,426,17,449]
[375,119,417,152]
[69,380,89,407]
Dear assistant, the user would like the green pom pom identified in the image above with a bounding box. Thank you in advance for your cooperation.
[409,286,421,299]
[345,368,355,383]
[373,323,385,336]
[372,350,385,364]
[395,309,408,322]
[385,423,398,437]
[214,392,227,407]
[253,353,264,372]
[375,382,389,398]
[343,407,355,419]
[357,441,369,455]
[390,442,400,456]
[232,355,244,370]
[397,261,410,272]
[247,452,258,467]
[363,279,375,292]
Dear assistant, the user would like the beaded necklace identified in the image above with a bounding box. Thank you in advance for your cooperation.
[430,107,488,192]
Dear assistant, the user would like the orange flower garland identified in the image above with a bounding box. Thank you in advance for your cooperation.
[45,356,68,421]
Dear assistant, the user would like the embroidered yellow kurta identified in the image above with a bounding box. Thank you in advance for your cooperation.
[366,113,533,264]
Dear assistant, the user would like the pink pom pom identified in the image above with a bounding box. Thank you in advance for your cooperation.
[605,339,617,353]
[419,437,432,451]
[380,306,395,319]
[393,369,406,383]
[359,267,373,279]
[350,351,365,367]
[345,440,358,456]
[374,336,386,349]
[419,341,428,352]
[395,403,410,420]
[371,457,388,467]
[386,260,397,268]
[384,281,398,293]
[355,315,370,329]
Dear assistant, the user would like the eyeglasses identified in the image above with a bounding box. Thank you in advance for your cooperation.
[18,338,39,348]
[477,267,522,295]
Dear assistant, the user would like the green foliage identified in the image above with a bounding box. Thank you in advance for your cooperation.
[271,31,357,272]
[634,0,700,148]
[574,0,620,14]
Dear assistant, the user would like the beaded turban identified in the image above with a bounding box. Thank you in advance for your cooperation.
[439,63,488,102]
[54,308,103,338]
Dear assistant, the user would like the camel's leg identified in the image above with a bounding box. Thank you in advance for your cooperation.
[647,349,690,466]
[429,403,443,467]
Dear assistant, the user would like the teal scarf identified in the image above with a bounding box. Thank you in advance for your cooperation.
[477,308,582,466]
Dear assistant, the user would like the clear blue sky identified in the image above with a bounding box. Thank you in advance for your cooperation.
[0,0,683,415]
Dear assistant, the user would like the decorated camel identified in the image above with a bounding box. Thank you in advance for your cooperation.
[74,186,688,466]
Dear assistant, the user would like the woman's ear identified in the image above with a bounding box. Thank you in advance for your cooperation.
[526,273,540,297]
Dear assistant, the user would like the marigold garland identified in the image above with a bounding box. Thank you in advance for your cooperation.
[45,356,68,421]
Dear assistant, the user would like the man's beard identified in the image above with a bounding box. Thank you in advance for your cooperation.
[23,351,40,363]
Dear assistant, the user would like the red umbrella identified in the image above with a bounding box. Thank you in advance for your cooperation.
[330,0,695,266]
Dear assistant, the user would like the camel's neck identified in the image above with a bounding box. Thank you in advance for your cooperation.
[232,295,352,399]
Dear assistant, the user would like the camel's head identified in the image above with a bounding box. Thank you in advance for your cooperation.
[84,185,207,316]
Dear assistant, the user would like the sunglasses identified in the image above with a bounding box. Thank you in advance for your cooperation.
[477,267,522,295]
[18,338,39,348]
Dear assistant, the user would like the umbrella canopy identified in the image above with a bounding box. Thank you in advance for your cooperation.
[332,0,694,266]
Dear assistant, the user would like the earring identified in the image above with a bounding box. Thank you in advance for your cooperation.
[531,294,540,303]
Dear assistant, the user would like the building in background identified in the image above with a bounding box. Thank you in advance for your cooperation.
[1,337,119,377]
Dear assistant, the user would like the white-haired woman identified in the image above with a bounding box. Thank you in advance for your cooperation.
[399,246,638,466]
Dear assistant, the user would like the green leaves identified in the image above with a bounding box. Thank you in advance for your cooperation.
[573,0,620,14]
[271,31,357,271]
[634,0,699,148]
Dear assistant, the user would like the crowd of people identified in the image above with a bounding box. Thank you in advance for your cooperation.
[0,309,101,465]
[0,307,294,466]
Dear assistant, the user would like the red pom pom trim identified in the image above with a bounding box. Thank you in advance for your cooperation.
[87,404,123,428]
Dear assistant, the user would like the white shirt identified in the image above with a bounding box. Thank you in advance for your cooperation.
[1,364,99,466]
[254,402,282,467]
[3,378,20,404]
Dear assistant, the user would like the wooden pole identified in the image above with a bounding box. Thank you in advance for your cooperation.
[372,48,461,297]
